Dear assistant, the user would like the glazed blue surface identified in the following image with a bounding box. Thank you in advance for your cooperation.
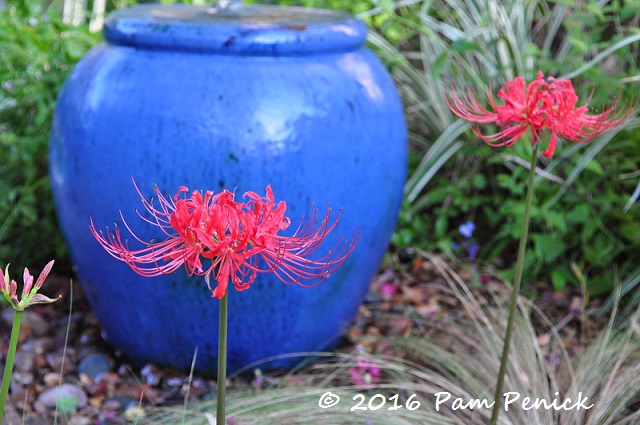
[50,4,407,374]
[102,4,367,55]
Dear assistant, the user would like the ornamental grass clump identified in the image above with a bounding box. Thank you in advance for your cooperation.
[140,251,640,425]
[446,71,633,424]
[91,181,358,424]
[0,260,59,420]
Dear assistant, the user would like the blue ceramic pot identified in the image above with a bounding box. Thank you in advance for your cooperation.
[50,4,407,373]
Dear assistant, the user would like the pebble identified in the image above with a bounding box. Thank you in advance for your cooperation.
[79,327,101,345]
[1,308,15,326]
[11,371,34,386]
[96,418,129,425]
[46,348,76,373]
[0,403,21,425]
[166,376,184,388]
[37,383,88,408]
[78,352,112,380]
[1,309,51,338]
[140,363,163,387]
[85,380,108,397]
[22,310,52,336]
[389,317,412,335]
[19,336,54,355]
[44,372,62,387]
[124,406,146,421]
[102,397,138,412]
[398,247,416,263]
[0,286,230,421]
[10,384,35,410]
[97,372,121,386]
[364,291,381,303]
[68,417,93,425]
[52,312,83,345]
[13,350,36,373]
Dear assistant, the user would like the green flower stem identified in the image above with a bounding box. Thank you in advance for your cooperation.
[490,143,539,425]
[0,310,22,420]
[217,290,229,425]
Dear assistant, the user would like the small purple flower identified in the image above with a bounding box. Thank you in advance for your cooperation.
[459,221,475,239]
[452,222,480,261]
[467,243,479,260]
[381,283,397,299]
[349,359,381,387]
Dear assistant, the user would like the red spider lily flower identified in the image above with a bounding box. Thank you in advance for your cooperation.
[446,71,632,157]
[0,260,59,311]
[91,181,359,299]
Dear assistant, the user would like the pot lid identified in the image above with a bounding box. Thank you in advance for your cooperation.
[103,3,367,56]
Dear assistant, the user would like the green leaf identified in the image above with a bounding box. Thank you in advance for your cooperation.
[551,268,567,291]
[471,173,487,190]
[64,38,89,61]
[57,396,78,414]
[566,204,590,224]
[567,35,589,54]
[436,239,453,254]
[583,235,614,267]
[431,51,449,80]
[587,275,615,297]
[619,222,640,243]
[435,215,448,239]
[391,228,413,247]
[581,220,599,243]
[586,2,606,20]
[450,39,480,53]
[496,174,515,191]
[379,0,395,14]
[584,159,604,176]
[531,234,566,263]
[543,210,568,232]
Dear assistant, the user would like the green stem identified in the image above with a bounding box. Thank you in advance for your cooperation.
[490,143,539,425]
[0,310,22,421]
[217,290,229,425]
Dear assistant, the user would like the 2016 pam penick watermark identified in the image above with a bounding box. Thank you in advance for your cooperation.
[318,391,594,412]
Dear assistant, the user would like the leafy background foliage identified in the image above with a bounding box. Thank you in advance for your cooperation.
[370,0,640,299]
[0,0,99,273]
[1,0,639,302]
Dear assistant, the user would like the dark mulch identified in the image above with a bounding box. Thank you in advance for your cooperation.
[0,252,608,424]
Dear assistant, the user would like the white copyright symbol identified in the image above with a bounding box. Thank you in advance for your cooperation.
[319,392,340,408]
